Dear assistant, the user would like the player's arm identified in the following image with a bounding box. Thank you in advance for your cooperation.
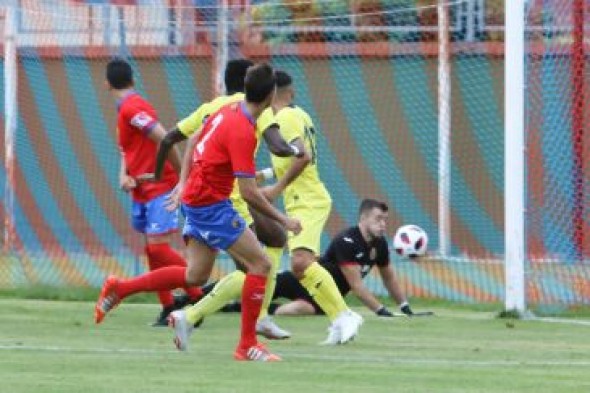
[179,130,201,190]
[119,155,136,192]
[163,128,202,211]
[261,137,310,201]
[146,123,182,175]
[238,177,301,234]
[339,264,383,312]
[154,127,187,180]
[377,264,412,315]
[155,104,208,180]
[263,125,305,157]
[231,124,301,234]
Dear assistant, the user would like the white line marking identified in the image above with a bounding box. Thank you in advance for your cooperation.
[1,344,589,367]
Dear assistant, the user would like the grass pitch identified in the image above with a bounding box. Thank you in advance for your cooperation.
[1,298,589,393]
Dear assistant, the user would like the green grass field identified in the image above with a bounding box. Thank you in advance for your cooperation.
[1,297,590,393]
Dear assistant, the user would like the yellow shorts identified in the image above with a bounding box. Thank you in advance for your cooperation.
[286,201,331,255]
[231,195,254,227]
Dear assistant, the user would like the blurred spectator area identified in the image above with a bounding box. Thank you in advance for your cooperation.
[9,0,510,46]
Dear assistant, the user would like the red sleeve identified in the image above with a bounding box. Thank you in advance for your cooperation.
[124,104,157,134]
[228,123,257,178]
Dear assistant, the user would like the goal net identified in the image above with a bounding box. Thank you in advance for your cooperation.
[1,0,588,313]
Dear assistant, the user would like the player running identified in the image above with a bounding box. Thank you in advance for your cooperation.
[98,63,301,361]
[155,59,309,340]
[104,58,202,326]
[260,70,363,344]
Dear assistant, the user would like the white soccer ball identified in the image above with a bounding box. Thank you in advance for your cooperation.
[393,225,428,258]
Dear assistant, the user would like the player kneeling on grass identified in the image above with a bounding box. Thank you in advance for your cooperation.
[211,199,415,318]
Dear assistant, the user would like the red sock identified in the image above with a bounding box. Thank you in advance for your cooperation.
[146,246,174,307]
[146,243,204,301]
[238,273,267,350]
[116,266,187,300]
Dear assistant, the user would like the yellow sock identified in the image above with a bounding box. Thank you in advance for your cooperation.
[299,262,348,321]
[258,247,283,320]
[185,270,245,325]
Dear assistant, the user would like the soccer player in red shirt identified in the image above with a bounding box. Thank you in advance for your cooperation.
[102,58,202,325]
[167,63,300,361]
[95,63,300,361]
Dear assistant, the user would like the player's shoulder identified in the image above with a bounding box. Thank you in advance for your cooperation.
[293,105,313,125]
[334,226,362,245]
[120,93,153,113]
[212,92,244,109]
[275,106,303,126]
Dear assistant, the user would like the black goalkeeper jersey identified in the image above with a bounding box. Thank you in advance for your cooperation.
[319,226,390,295]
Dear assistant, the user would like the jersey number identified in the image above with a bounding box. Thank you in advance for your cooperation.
[196,113,224,155]
[303,125,317,165]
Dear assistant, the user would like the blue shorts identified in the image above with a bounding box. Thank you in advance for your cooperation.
[131,190,179,236]
[181,200,246,250]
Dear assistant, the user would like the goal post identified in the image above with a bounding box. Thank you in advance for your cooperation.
[504,0,526,313]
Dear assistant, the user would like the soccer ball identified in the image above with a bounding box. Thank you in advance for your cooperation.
[393,225,428,258]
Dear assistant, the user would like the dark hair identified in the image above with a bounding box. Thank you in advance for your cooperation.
[106,58,133,89]
[244,63,276,103]
[275,70,292,89]
[359,199,389,217]
[225,59,254,94]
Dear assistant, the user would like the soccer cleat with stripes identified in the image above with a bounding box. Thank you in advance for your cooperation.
[168,310,194,351]
[234,343,281,362]
[94,275,122,324]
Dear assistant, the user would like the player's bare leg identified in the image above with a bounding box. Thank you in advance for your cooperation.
[168,239,217,351]
[227,227,281,361]
[274,299,317,316]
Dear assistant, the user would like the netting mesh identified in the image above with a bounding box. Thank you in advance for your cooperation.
[525,0,590,309]
[0,0,587,310]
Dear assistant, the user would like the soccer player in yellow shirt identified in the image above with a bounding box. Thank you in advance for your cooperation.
[260,70,363,344]
[154,60,309,342]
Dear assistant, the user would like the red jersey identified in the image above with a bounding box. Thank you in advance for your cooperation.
[117,91,178,203]
[182,102,257,207]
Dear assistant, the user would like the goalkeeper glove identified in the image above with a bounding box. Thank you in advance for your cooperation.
[375,305,393,317]
[400,302,414,316]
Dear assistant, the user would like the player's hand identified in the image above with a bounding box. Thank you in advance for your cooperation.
[165,184,182,212]
[283,217,302,235]
[400,303,414,316]
[119,175,137,192]
[260,184,281,202]
[375,305,393,317]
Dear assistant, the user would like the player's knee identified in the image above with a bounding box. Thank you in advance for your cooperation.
[275,300,315,316]
[291,249,315,279]
[257,226,286,248]
[245,255,272,276]
[184,266,208,287]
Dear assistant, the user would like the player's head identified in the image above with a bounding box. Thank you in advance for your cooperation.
[358,199,389,239]
[106,58,134,90]
[274,70,294,103]
[244,63,276,107]
[225,59,254,95]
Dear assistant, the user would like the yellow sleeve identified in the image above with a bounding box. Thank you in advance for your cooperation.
[255,108,279,139]
[276,108,304,143]
[177,102,210,137]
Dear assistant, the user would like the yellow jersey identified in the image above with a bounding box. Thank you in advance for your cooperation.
[177,93,277,224]
[271,105,331,209]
